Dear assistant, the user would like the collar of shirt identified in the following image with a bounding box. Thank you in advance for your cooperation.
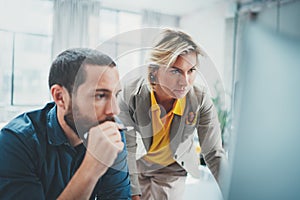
[150,90,186,116]
[46,104,69,146]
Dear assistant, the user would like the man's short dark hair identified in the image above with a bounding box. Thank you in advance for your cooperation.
[48,48,116,94]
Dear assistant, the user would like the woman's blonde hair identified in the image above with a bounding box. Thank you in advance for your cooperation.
[147,28,204,85]
[149,28,203,68]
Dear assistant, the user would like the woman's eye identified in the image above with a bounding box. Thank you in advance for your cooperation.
[171,69,180,74]
[189,68,196,73]
[115,91,121,98]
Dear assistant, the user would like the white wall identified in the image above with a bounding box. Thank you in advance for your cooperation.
[180,1,233,108]
[180,2,227,79]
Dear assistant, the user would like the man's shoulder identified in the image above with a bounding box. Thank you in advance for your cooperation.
[0,102,55,145]
[0,103,56,184]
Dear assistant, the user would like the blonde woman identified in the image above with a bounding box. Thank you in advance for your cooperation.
[118,28,227,200]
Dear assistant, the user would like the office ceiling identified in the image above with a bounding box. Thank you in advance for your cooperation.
[100,0,224,16]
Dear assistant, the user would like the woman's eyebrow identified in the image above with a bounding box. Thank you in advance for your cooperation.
[169,65,197,71]
[169,66,182,71]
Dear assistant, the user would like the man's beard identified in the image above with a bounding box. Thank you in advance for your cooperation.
[64,103,115,139]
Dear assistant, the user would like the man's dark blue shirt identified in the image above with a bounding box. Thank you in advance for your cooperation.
[0,102,131,199]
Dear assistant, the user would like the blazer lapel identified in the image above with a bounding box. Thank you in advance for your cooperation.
[169,87,200,154]
[133,84,200,154]
[169,113,186,154]
[134,83,153,151]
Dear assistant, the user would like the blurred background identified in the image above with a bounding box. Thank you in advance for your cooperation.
[0,0,235,123]
[0,0,299,199]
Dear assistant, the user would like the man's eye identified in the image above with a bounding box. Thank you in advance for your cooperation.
[95,93,106,99]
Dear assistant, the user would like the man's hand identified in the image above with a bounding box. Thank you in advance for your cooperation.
[58,121,125,199]
[86,121,124,170]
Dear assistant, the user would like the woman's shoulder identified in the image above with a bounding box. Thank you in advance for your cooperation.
[121,75,150,97]
[190,84,210,98]
[122,75,145,89]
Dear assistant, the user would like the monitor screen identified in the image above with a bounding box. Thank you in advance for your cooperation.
[225,21,300,200]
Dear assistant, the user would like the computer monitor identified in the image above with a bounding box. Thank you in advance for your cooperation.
[225,21,300,200]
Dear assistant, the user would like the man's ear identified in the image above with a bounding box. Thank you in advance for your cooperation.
[50,84,70,110]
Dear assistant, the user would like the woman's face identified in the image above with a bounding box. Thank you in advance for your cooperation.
[156,51,198,100]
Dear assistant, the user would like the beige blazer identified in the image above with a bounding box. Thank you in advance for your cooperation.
[118,76,226,195]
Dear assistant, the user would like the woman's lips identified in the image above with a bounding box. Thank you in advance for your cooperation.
[174,89,187,95]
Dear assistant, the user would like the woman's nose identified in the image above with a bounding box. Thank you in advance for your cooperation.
[178,73,189,87]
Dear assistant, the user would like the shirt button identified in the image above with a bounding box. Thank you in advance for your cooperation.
[174,154,177,159]
[181,161,184,166]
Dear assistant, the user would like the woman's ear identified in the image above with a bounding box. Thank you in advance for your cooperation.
[148,64,159,84]
[50,84,70,110]
[149,72,157,84]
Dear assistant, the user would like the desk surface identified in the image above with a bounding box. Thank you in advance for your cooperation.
[184,165,223,200]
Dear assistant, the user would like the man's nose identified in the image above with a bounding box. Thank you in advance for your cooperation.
[105,96,120,116]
